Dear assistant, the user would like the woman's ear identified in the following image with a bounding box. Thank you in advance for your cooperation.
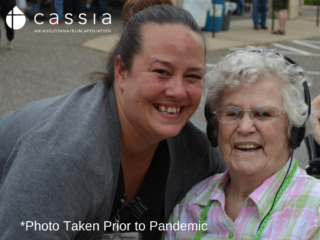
[114,55,127,90]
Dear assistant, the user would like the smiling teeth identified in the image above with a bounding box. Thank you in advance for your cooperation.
[154,104,181,114]
[237,144,259,149]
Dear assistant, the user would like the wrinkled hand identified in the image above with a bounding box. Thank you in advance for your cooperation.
[312,95,320,144]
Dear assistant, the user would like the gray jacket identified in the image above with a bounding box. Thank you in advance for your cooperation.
[0,81,225,240]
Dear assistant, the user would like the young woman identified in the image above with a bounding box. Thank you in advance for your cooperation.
[0,1,225,239]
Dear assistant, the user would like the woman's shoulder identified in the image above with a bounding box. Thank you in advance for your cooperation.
[2,81,109,118]
[0,81,119,183]
[0,82,113,137]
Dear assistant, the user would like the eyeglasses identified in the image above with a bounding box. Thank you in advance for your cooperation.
[213,106,286,124]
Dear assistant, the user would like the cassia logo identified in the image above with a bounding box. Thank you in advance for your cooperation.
[6,6,26,30]
[6,7,111,30]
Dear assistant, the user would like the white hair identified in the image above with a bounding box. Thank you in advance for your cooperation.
[205,47,314,138]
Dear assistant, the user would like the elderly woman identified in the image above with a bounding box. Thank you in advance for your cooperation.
[165,48,320,239]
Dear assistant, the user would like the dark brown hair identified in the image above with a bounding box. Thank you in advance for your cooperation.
[90,0,206,85]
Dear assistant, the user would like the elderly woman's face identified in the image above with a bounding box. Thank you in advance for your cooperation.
[218,76,290,179]
[119,23,205,140]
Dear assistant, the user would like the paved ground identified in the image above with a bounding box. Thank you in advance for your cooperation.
[1,6,320,168]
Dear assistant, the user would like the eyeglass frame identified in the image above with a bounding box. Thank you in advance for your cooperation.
[212,106,286,124]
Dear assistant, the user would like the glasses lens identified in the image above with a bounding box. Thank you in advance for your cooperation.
[251,106,279,119]
[217,106,242,123]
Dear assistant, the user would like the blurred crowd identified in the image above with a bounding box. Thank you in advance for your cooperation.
[231,0,304,35]
[52,0,109,24]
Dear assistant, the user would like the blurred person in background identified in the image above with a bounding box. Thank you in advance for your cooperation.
[86,0,92,9]
[252,0,269,30]
[16,0,28,21]
[299,0,303,15]
[0,0,15,49]
[233,0,244,15]
[91,0,107,19]
[52,0,64,23]
[272,0,288,35]
[64,0,83,20]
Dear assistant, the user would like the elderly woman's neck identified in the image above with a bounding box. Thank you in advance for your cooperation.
[225,176,263,222]
[226,175,264,200]
[224,175,267,222]
[225,154,291,222]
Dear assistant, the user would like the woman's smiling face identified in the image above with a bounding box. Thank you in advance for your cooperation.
[116,23,205,141]
[217,76,290,179]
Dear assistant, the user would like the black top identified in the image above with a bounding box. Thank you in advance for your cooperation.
[105,140,170,240]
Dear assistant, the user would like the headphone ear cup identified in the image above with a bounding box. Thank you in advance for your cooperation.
[289,81,310,150]
[290,126,306,150]
[207,120,218,148]
[205,103,218,148]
